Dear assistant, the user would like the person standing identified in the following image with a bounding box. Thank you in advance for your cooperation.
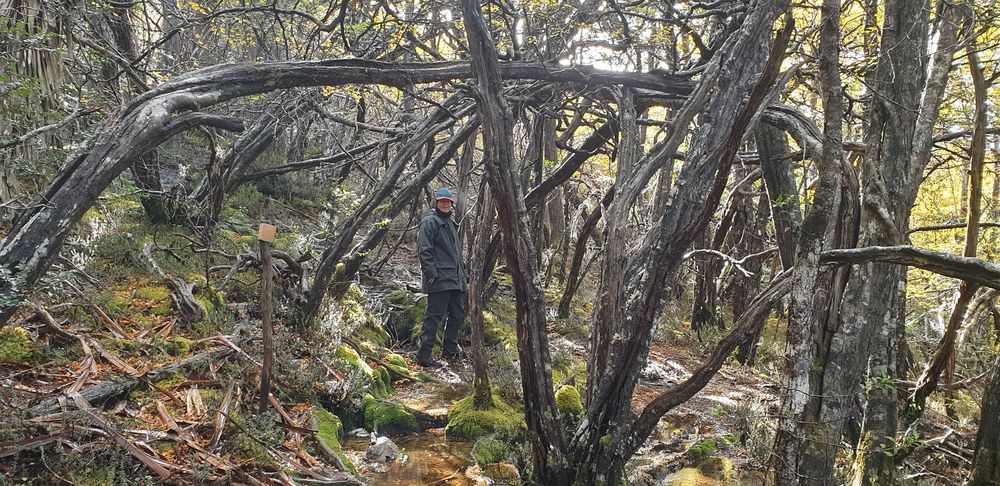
[416,188,468,367]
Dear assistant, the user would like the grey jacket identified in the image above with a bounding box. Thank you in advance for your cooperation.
[417,208,467,293]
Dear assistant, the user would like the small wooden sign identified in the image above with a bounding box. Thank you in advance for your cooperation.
[258,223,276,243]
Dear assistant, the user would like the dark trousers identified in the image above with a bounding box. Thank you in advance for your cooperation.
[418,290,466,358]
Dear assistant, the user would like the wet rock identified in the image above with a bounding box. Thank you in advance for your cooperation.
[349,428,369,437]
[366,436,401,463]
[466,462,520,485]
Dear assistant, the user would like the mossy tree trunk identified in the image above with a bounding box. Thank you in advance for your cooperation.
[467,184,496,409]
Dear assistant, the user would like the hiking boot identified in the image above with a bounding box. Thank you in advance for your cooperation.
[442,345,464,362]
[415,355,440,368]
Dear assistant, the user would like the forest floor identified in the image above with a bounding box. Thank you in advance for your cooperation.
[0,228,974,485]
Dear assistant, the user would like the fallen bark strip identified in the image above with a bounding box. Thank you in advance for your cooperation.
[0,434,64,459]
[27,343,238,418]
[820,245,1000,290]
[70,393,174,479]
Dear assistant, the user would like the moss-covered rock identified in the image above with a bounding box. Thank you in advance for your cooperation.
[555,385,584,416]
[446,394,526,440]
[385,292,426,343]
[0,326,36,364]
[363,397,419,436]
[312,407,357,475]
[471,436,508,466]
[386,353,408,369]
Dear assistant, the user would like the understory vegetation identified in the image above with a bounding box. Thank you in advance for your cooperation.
[3,0,1000,485]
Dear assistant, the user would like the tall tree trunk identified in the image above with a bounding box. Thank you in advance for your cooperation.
[757,123,800,271]
[458,1,570,481]
[467,185,496,408]
[970,352,1000,485]
[771,0,844,481]
[803,2,966,483]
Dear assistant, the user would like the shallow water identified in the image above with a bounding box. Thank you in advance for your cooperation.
[343,428,477,485]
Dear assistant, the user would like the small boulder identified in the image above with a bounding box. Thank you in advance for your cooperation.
[366,436,401,463]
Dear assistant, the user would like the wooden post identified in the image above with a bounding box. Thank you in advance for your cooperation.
[257,223,276,413]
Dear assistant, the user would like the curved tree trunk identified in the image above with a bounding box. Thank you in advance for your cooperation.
[459,0,570,481]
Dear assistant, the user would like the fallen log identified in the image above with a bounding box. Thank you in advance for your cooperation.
[27,342,239,418]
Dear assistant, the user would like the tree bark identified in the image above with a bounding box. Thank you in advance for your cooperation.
[771,0,844,480]
[756,123,800,271]
[970,353,1000,485]
[806,2,966,482]
[467,185,496,409]
[459,1,569,482]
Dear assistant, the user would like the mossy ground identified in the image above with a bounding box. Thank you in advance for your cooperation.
[446,394,526,440]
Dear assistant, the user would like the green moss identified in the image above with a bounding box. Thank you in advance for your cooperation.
[370,366,393,398]
[686,438,718,459]
[312,407,357,475]
[386,353,407,369]
[106,337,141,354]
[387,290,412,306]
[483,311,516,346]
[446,394,526,440]
[363,397,419,436]
[335,344,372,372]
[199,388,224,409]
[471,436,508,466]
[334,344,392,397]
[135,284,172,316]
[163,336,194,357]
[0,326,35,364]
[68,466,115,486]
[134,285,170,301]
[359,323,391,348]
[554,385,584,416]
[104,295,131,315]
[404,297,427,322]
[154,372,187,389]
